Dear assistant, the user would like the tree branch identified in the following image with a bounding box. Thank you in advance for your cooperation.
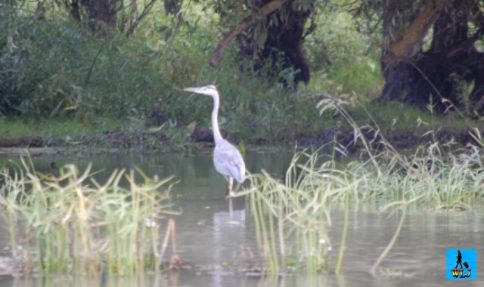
[389,0,447,58]
[209,0,289,67]
[125,0,157,36]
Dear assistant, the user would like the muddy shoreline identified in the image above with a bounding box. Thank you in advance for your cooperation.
[0,127,482,155]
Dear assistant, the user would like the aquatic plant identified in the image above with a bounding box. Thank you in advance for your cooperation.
[239,152,337,274]
[0,159,179,275]
[316,94,483,210]
[240,141,482,274]
[237,96,483,275]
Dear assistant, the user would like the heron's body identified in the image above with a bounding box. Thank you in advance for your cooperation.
[214,138,245,183]
[183,84,246,197]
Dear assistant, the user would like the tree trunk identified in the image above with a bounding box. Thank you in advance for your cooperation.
[380,0,447,111]
[69,0,81,22]
[237,0,313,87]
[80,0,116,32]
[468,51,484,116]
[380,0,483,115]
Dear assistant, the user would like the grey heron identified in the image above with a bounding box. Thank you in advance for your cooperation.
[183,84,246,197]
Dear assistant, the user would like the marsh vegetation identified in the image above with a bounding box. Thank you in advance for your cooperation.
[0,128,482,277]
[239,133,483,275]
[0,159,179,275]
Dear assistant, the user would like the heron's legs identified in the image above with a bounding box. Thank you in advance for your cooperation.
[225,176,235,198]
[228,197,234,218]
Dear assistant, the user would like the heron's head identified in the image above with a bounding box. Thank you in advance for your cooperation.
[183,84,218,97]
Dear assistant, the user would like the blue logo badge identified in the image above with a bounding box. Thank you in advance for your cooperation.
[446,249,477,280]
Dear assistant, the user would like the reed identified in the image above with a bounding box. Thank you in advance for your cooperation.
[236,96,482,275]
[0,159,179,275]
[239,142,482,274]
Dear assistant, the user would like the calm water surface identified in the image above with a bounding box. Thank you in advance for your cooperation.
[0,150,482,287]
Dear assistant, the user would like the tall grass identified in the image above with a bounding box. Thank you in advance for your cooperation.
[239,143,482,274]
[237,96,483,275]
[0,159,180,275]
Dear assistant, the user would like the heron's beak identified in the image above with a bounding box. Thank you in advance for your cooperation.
[183,87,199,93]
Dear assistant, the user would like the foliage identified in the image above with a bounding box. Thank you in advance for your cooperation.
[212,0,320,86]
[0,159,179,275]
[235,97,483,274]
[304,3,382,95]
[352,0,484,115]
[239,143,483,274]
[0,0,480,148]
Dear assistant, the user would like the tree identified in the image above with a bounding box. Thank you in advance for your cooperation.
[212,0,317,87]
[357,0,484,115]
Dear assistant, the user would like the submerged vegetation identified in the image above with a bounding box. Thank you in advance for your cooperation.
[0,159,179,275]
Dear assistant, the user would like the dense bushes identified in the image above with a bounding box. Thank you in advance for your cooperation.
[2,3,441,146]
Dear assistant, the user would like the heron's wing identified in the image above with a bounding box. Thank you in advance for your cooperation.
[226,148,246,182]
[214,141,246,182]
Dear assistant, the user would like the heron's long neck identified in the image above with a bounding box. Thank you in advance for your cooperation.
[211,92,223,144]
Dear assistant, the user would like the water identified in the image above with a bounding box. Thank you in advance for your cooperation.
[0,150,483,286]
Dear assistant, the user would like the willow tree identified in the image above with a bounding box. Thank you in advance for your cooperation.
[356,0,484,115]
[210,0,318,87]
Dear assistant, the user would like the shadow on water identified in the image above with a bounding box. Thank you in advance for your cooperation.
[0,150,483,286]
